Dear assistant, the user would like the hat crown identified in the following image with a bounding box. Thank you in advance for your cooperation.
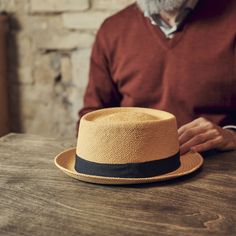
[95,111,159,123]
[76,107,179,164]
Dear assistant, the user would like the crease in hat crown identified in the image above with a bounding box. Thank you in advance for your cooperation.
[82,107,175,126]
[76,107,180,165]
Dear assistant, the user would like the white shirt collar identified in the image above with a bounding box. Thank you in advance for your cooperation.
[144,0,199,38]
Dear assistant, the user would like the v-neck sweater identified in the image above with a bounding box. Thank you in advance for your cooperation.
[78,0,236,128]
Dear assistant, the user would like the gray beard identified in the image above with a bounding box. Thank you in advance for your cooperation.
[137,0,187,14]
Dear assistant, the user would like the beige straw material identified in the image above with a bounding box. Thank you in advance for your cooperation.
[76,107,180,164]
[54,107,204,184]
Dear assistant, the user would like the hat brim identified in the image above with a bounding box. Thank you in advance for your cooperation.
[54,148,203,185]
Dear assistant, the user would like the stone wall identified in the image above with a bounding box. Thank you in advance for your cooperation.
[0,0,135,137]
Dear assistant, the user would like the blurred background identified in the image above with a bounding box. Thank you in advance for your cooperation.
[0,0,135,138]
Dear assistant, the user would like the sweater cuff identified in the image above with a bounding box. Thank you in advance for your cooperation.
[222,125,236,131]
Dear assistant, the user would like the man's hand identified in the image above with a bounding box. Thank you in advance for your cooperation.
[178,117,236,155]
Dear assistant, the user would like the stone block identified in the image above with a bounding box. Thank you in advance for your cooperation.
[30,0,89,13]
[61,56,72,83]
[0,0,15,13]
[92,0,135,10]
[17,67,33,85]
[34,30,95,50]
[71,48,91,89]
[70,48,91,120]
[63,11,112,30]
[33,53,59,86]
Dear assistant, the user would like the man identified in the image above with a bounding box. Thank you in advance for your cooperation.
[78,0,236,154]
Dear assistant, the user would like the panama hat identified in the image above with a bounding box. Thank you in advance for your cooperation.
[55,107,203,185]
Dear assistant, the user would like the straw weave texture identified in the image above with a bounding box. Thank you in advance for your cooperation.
[76,108,179,164]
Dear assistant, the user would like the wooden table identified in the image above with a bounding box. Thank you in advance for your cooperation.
[0,133,235,236]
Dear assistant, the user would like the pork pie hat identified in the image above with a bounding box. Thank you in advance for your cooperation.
[55,107,203,185]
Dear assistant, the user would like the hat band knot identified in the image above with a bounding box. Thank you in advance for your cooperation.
[75,151,180,178]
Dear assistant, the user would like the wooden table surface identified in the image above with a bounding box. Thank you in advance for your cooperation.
[0,133,235,236]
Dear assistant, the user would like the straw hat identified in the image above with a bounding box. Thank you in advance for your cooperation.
[55,107,203,185]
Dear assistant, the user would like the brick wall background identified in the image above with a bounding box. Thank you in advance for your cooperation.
[0,0,135,137]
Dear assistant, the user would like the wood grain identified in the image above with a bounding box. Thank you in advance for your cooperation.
[0,133,235,236]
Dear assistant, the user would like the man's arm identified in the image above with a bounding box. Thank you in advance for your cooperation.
[77,23,122,131]
[178,39,236,154]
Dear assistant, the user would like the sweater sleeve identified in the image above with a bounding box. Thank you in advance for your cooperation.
[77,22,122,132]
[224,39,236,131]
[223,41,236,132]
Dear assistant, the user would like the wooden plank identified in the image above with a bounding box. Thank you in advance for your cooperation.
[0,133,235,236]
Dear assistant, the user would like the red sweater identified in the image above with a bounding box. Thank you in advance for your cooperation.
[78,0,236,128]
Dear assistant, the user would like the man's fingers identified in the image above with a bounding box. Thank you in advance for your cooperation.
[178,121,198,137]
[180,129,220,154]
[178,117,207,137]
[179,125,206,146]
[191,136,224,153]
[178,117,227,154]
